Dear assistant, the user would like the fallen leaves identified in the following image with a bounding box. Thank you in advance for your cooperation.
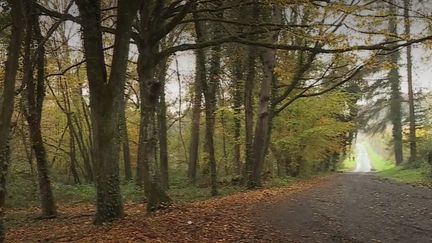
[5,176,331,242]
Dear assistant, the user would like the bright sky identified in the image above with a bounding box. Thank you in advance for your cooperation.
[164,44,432,103]
[400,44,432,92]
[52,1,432,103]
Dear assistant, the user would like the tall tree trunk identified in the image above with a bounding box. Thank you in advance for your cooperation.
[231,53,243,176]
[76,0,140,224]
[157,61,169,189]
[68,125,81,185]
[23,2,56,217]
[188,10,206,184]
[204,48,220,195]
[404,0,417,164]
[243,48,256,182]
[388,1,404,166]
[0,1,25,240]
[158,88,169,189]
[248,6,282,188]
[136,45,171,211]
[242,3,260,183]
[219,89,229,175]
[232,72,242,176]
[248,49,275,188]
[202,7,223,195]
[119,95,132,181]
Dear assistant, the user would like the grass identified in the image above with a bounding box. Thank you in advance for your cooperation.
[377,166,431,186]
[268,176,296,187]
[363,142,394,171]
[5,167,299,209]
[362,142,431,187]
[341,156,356,172]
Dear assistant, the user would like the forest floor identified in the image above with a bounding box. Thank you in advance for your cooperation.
[6,173,432,242]
[5,176,327,242]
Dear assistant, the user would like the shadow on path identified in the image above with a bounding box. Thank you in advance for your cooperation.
[257,173,432,242]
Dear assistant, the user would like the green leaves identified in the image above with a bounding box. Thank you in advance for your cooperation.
[272,91,354,172]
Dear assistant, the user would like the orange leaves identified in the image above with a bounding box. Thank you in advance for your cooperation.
[6,177,330,242]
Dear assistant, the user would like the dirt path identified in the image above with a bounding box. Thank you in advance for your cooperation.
[6,173,431,242]
[258,173,432,243]
[354,143,372,172]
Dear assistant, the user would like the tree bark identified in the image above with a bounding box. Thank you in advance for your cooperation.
[248,6,282,188]
[23,1,57,217]
[248,49,275,188]
[68,125,81,185]
[404,0,417,164]
[158,89,169,189]
[136,45,171,211]
[202,7,223,195]
[388,1,404,166]
[119,94,132,181]
[76,0,140,224]
[232,102,242,176]
[188,10,206,184]
[230,56,243,176]
[243,47,256,182]
[203,62,219,195]
[0,0,25,240]
[157,61,170,189]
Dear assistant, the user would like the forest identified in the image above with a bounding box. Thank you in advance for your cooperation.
[1,0,432,242]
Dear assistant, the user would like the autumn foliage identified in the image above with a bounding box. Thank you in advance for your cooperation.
[6,177,328,242]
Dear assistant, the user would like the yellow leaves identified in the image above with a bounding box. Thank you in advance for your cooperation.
[380,60,399,71]
[272,91,354,164]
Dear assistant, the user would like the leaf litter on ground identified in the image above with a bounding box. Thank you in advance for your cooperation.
[6,176,331,242]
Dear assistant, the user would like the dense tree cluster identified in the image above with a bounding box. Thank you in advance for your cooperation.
[1,0,432,240]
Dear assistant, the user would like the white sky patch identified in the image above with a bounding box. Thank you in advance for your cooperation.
[42,0,432,105]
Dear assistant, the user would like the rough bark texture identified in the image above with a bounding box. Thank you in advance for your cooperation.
[137,45,171,211]
[232,60,243,176]
[248,50,274,188]
[0,1,25,240]
[23,1,57,217]
[68,124,81,185]
[76,0,140,224]
[243,3,260,183]
[135,2,172,210]
[404,0,417,164]
[203,53,219,196]
[158,89,169,189]
[188,10,206,184]
[203,8,223,196]
[388,1,404,166]
[243,48,256,182]
[157,61,169,189]
[248,6,282,188]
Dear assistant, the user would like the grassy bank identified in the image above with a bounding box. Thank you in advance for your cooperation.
[5,169,300,209]
[363,143,394,171]
[378,166,431,187]
[341,156,356,172]
[363,142,431,187]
